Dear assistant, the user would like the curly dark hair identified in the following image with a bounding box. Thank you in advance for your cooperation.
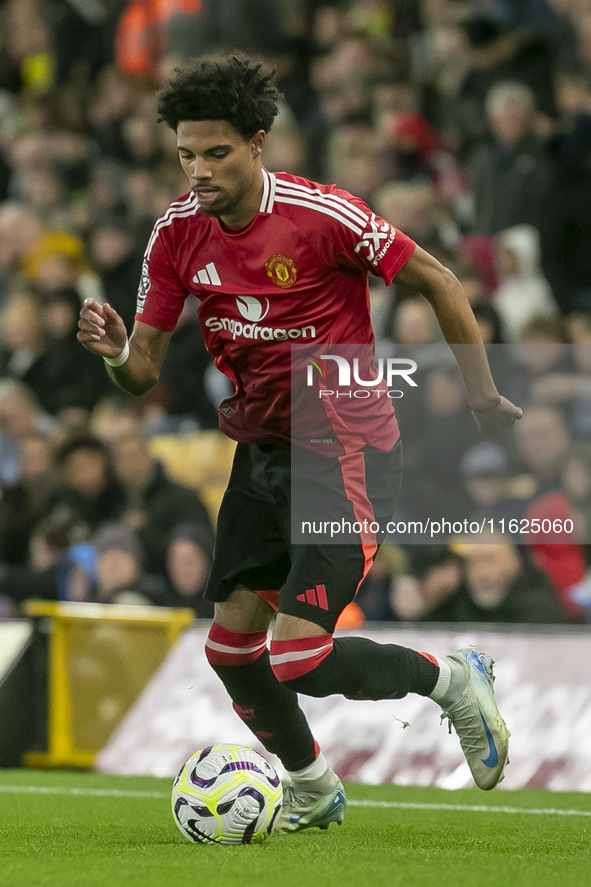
[157,54,281,138]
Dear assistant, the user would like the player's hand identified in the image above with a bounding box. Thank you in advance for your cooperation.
[77,298,128,359]
[469,395,523,434]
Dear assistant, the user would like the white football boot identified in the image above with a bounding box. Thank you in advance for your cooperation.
[275,768,346,833]
[437,648,509,790]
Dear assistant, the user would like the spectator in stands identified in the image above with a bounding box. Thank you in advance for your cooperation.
[457,10,557,137]
[0,203,87,295]
[512,405,585,611]
[444,538,573,624]
[0,379,54,486]
[92,522,174,607]
[540,113,591,314]
[375,180,451,255]
[326,118,385,203]
[511,316,573,408]
[120,111,164,172]
[459,441,524,532]
[90,393,146,445]
[0,290,47,398]
[471,301,506,345]
[111,430,212,576]
[260,101,308,178]
[50,433,126,532]
[18,428,54,482]
[492,225,556,340]
[86,70,136,167]
[387,108,438,183]
[391,294,440,346]
[530,331,591,437]
[559,442,591,540]
[6,131,53,204]
[470,81,553,235]
[88,215,144,331]
[0,429,55,567]
[123,168,167,239]
[16,167,66,228]
[36,287,111,417]
[50,521,175,607]
[390,545,464,623]
[311,31,392,133]
[165,522,214,617]
[0,505,91,606]
[514,404,571,490]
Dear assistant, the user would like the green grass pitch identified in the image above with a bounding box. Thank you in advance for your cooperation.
[0,769,589,887]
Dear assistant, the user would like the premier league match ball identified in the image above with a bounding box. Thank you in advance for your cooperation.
[171,744,283,845]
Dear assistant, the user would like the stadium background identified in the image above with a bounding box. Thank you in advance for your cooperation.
[0,0,591,791]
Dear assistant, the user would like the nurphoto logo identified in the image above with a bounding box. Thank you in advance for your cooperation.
[304,353,417,399]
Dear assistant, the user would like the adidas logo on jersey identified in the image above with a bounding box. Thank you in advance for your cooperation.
[193,262,221,286]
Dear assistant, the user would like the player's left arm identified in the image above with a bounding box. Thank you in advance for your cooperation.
[394,245,523,431]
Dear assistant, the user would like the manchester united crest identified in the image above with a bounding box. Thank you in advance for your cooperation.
[265,253,297,289]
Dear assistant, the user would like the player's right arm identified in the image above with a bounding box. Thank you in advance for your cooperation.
[77,298,173,395]
[78,200,189,395]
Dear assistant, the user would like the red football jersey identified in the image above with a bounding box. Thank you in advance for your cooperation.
[136,169,416,449]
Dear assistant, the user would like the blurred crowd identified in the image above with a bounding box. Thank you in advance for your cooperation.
[1,0,591,624]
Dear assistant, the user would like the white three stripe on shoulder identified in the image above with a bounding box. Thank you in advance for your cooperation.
[260,169,277,213]
[275,178,368,225]
[274,193,364,234]
[146,193,198,259]
[260,168,270,212]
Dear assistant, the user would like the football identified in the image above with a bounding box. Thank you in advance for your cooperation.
[171,744,283,844]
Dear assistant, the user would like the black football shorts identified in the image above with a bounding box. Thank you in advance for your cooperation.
[205,440,402,632]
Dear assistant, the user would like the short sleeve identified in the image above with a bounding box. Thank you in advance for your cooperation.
[329,186,416,285]
[135,225,187,331]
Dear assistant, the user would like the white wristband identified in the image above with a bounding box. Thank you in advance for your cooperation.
[103,337,130,367]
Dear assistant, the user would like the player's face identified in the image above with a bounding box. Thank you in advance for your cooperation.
[176,120,265,228]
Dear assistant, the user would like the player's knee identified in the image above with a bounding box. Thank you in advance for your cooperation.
[205,622,268,669]
[269,633,334,696]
